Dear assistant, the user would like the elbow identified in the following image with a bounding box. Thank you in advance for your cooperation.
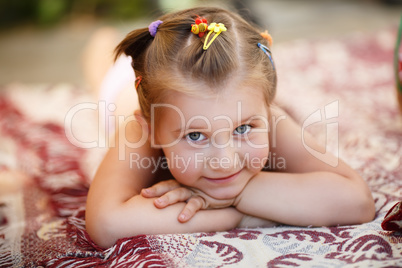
[361,195,376,223]
[353,190,376,225]
[343,175,376,225]
[85,203,148,248]
[85,210,120,249]
[330,186,375,227]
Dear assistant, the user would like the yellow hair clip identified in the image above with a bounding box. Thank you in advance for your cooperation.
[203,23,227,50]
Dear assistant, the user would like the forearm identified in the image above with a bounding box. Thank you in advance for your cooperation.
[86,194,243,248]
[235,171,375,227]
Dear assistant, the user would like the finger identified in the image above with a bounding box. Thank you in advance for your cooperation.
[141,180,180,197]
[154,187,193,208]
[178,196,205,223]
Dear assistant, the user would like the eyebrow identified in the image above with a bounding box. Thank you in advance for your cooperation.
[173,126,209,133]
[172,114,266,133]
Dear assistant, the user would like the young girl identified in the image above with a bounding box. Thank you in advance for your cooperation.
[85,7,375,248]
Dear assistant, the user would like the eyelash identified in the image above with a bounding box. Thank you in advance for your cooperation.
[186,132,206,142]
[185,124,253,142]
[234,124,252,135]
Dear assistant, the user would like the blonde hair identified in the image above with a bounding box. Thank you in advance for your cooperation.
[115,7,276,121]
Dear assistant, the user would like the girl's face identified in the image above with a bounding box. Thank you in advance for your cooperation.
[153,85,270,200]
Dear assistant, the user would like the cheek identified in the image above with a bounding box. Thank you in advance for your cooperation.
[243,132,270,166]
[242,144,270,172]
[162,146,201,184]
[248,131,270,148]
[257,148,270,168]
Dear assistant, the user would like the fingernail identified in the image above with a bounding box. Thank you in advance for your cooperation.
[156,197,166,204]
[179,214,187,222]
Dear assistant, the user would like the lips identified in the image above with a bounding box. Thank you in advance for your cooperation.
[204,170,242,184]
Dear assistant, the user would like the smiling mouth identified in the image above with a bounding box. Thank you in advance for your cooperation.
[204,170,242,183]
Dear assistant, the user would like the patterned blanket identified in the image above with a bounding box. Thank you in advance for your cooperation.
[0,29,401,267]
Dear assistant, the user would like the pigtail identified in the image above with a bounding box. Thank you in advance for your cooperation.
[146,17,194,70]
[114,28,153,73]
[113,27,155,120]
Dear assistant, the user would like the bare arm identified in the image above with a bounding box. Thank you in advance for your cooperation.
[234,106,375,226]
[86,114,243,248]
[235,170,374,226]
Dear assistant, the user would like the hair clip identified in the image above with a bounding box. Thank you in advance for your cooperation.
[191,16,208,38]
[257,43,275,70]
[203,23,227,50]
[149,20,163,37]
[135,76,143,91]
[260,30,273,47]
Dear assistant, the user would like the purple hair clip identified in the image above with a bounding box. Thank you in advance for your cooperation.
[148,20,163,37]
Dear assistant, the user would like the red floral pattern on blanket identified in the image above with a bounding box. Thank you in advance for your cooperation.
[0,29,401,267]
[382,201,402,231]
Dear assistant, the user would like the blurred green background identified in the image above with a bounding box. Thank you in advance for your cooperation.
[2,0,402,29]
[0,0,401,85]
[0,0,157,27]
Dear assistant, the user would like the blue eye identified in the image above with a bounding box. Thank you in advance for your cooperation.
[234,125,251,135]
[186,132,206,142]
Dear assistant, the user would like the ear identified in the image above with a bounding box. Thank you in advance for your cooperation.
[133,109,144,119]
[133,109,153,142]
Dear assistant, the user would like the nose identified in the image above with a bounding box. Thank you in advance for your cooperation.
[207,145,237,171]
[211,129,232,148]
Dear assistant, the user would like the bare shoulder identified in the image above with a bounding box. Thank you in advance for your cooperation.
[267,105,355,177]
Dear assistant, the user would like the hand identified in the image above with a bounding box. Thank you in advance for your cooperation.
[141,180,237,223]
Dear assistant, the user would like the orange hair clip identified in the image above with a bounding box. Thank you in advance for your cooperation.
[135,76,142,91]
[260,30,273,47]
